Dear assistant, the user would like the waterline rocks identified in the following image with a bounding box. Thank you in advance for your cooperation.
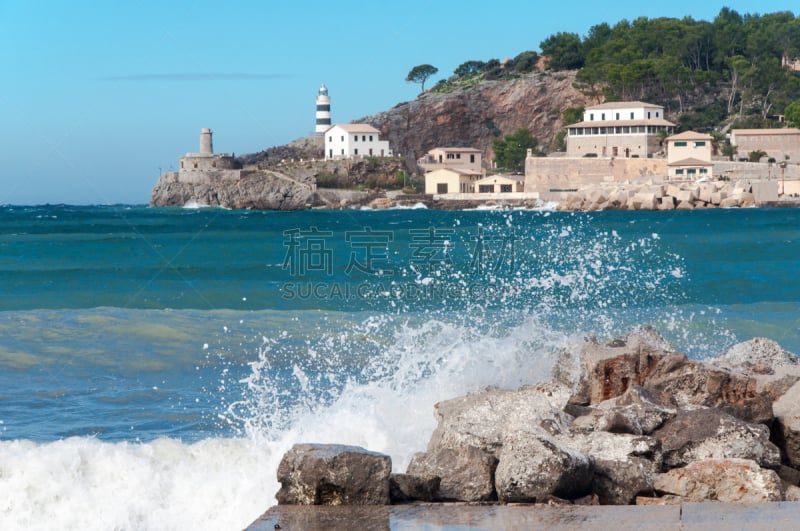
[274,329,800,509]
[556,179,778,211]
[275,444,391,505]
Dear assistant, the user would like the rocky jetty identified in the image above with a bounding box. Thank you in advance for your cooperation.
[149,169,316,210]
[270,329,800,509]
[557,179,778,211]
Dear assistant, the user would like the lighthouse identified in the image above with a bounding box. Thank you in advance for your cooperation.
[315,83,331,136]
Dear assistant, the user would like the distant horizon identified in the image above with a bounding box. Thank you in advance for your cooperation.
[2,1,797,205]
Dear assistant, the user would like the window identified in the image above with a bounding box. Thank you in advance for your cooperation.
[329,149,333,158]
[456,154,461,159]
[193,162,198,168]
[700,168,708,174]
[354,148,358,155]
[470,154,475,163]
[695,141,706,147]
[590,113,594,120]
[601,113,606,120]
[369,148,373,155]
[656,111,660,117]
[329,136,332,142]
[341,136,344,141]
[180,161,184,168]
[354,136,358,142]
[341,149,344,155]
[479,185,493,193]
[648,112,651,118]
[362,135,366,141]
[676,169,684,175]
[612,147,618,156]
[688,169,697,175]
[630,112,634,119]
[500,184,512,193]
[437,183,448,194]
[674,141,687,147]
[369,135,373,141]
[616,113,620,120]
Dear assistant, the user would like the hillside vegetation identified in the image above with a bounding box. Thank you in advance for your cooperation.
[430,8,800,132]
[541,8,800,129]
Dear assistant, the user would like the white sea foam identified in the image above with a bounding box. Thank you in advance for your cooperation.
[0,315,578,531]
[0,437,275,531]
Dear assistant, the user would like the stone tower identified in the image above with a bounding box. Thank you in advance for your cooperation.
[315,83,331,136]
[199,127,213,154]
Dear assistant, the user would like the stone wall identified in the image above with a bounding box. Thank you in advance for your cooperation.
[525,157,667,199]
[566,133,661,158]
[180,153,236,172]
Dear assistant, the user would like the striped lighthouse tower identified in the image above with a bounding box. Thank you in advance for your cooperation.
[315,83,331,136]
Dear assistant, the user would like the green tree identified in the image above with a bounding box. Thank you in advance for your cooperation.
[562,106,585,126]
[749,149,768,162]
[785,99,800,127]
[540,32,584,70]
[454,60,485,78]
[506,51,540,73]
[405,64,438,92]
[492,128,540,171]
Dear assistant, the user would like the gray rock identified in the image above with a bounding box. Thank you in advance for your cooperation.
[567,431,661,505]
[428,381,573,453]
[276,443,391,505]
[654,458,782,503]
[573,385,678,435]
[494,432,592,502]
[711,338,800,403]
[653,409,780,469]
[713,337,799,373]
[592,457,656,505]
[389,473,440,503]
[636,351,774,425]
[773,381,800,467]
[406,445,497,502]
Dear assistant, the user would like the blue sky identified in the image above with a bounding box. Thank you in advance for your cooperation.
[0,1,797,204]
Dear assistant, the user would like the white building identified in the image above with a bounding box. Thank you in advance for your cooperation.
[566,101,675,158]
[325,124,392,160]
[665,131,713,181]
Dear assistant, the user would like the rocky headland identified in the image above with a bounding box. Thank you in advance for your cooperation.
[250,328,800,527]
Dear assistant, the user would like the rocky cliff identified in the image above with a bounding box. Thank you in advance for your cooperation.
[149,170,316,210]
[358,70,588,166]
[238,70,588,172]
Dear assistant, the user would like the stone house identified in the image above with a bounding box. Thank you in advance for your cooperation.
[324,124,392,160]
[424,167,483,194]
[566,101,675,158]
[730,128,800,162]
[418,147,483,174]
[665,131,714,181]
[474,175,524,193]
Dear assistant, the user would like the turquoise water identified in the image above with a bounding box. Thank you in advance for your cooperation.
[0,204,798,529]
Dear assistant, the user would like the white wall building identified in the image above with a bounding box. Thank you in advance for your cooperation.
[566,101,675,158]
[665,131,713,180]
[325,124,392,160]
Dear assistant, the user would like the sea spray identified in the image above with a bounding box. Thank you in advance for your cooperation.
[2,206,798,530]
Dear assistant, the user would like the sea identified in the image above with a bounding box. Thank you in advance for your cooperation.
[0,204,798,530]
